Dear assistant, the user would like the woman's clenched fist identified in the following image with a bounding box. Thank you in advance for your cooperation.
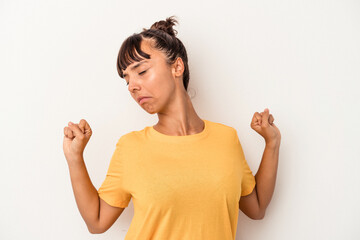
[63,119,92,163]
[250,108,281,146]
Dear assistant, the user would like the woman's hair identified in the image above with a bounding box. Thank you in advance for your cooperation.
[116,16,190,91]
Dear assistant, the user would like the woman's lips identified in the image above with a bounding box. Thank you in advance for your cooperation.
[139,97,151,104]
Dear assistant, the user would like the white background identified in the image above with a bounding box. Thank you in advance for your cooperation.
[1,0,359,239]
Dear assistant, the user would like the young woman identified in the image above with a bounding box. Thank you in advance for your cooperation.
[63,16,281,240]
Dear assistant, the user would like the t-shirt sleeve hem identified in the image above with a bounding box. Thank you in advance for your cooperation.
[98,193,130,208]
[240,178,256,197]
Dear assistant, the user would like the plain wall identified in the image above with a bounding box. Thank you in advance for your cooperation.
[1,0,359,239]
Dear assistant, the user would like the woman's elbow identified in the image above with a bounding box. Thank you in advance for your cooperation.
[251,209,265,220]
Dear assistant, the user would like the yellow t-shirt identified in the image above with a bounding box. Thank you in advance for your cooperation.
[98,119,256,240]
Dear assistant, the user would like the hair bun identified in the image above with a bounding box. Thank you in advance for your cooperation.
[149,16,178,37]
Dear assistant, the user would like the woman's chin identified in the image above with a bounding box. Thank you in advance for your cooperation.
[142,105,157,114]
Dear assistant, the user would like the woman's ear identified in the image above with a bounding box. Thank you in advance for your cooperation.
[172,57,185,77]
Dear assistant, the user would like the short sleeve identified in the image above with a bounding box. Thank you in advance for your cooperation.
[97,137,132,208]
[234,129,257,197]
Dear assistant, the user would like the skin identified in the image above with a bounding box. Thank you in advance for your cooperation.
[63,38,281,233]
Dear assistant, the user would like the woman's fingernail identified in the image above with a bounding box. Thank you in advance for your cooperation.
[68,122,73,125]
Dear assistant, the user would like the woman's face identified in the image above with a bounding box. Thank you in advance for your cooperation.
[122,39,178,114]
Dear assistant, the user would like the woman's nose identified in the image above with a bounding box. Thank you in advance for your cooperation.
[128,79,141,92]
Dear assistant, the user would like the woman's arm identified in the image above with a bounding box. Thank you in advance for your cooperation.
[64,120,102,232]
[240,108,281,219]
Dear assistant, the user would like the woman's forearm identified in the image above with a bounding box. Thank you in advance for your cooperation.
[67,156,100,232]
[254,140,280,213]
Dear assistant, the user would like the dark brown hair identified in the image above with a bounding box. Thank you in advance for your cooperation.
[116,16,190,91]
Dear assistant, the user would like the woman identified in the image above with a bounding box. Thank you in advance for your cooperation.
[63,16,281,239]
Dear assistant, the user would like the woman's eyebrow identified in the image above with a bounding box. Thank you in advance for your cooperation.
[123,60,149,77]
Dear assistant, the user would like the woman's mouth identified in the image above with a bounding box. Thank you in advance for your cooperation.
[139,97,151,104]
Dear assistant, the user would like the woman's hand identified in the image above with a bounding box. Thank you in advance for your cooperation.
[250,108,281,145]
[63,119,92,163]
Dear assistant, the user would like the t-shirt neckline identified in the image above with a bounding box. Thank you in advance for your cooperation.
[148,119,210,143]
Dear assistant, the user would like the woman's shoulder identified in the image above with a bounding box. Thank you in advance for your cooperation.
[206,119,237,134]
[116,126,149,144]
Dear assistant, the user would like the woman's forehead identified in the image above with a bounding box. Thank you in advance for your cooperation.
[124,60,151,75]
